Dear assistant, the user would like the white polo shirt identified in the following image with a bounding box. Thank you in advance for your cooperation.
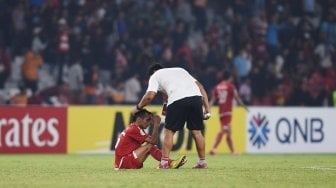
[146,68,202,106]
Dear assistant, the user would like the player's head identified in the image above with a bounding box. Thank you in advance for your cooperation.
[148,63,163,76]
[133,109,151,119]
[133,109,153,128]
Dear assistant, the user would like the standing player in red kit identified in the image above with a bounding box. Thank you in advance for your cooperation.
[114,109,186,169]
[209,70,248,156]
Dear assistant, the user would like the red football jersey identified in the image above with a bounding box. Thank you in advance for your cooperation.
[115,123,149,157]
[212,81,235,116]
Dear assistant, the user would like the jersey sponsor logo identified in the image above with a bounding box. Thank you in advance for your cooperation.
[248,113,270,149]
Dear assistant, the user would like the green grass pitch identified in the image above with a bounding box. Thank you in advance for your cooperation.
[0,153,335,188]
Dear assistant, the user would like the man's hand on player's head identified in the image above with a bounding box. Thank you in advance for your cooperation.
[131,107,138,115]
[131,104,143,115]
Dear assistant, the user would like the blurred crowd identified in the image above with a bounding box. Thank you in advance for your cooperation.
[0,0,336,106]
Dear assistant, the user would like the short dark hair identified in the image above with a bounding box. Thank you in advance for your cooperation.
[133,109,151,120]
[148,63,163,76]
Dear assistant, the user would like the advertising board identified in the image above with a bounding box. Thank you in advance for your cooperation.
[0,107,67,153]
[247,107,336,153]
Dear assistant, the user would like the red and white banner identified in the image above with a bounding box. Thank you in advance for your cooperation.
[0,107,67,153]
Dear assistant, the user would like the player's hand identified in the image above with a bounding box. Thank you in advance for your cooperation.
[131,106,139,115]
[131,104,143,115]
[152,114,161,127]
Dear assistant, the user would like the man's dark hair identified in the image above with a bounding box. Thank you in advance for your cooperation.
[148,63,163,76]
[133,109,151,120]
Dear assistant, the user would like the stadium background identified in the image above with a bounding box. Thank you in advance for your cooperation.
[1,2,336,188]
[0,0,335,155]
[1,0,336,107]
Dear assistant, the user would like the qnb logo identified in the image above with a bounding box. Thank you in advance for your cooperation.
[248,113,270,148]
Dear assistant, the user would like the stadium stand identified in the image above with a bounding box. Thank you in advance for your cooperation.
[0,0,335,106]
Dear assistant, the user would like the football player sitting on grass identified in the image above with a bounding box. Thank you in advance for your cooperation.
[114,109,187,169]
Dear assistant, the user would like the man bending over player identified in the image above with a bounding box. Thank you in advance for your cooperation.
[114,109,186,169]
[132,63,211,169]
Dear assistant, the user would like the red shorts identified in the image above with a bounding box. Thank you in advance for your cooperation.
[115,152,143,169]
[220,115,232,129]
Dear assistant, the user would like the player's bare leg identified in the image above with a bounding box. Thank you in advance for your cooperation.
[160,129,175,168]
[134,144,152,163]
[191,130,208,168]
[191,130,205,159]
[210,129,225,155]
[225,128,239,156]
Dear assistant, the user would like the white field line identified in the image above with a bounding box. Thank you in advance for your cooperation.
[301,166,336,171]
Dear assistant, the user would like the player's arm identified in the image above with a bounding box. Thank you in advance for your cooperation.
[137,91,156,109]
[195,81,211,119]
[133,76,158,114]
[144,114,161,144]
[234,88,249,112]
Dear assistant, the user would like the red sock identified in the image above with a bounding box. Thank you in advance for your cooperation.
[150,146,162,161]
[150,146,172,164]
